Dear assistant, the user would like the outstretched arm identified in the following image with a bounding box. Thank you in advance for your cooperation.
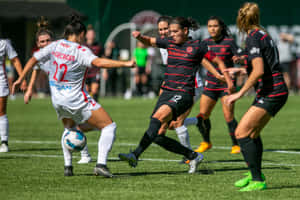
[92,58,136,69]
[132,31,157,47]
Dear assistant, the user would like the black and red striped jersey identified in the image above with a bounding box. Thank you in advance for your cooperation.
[246,29,288,98]
[202,36,239,90]
[156,37,215,95]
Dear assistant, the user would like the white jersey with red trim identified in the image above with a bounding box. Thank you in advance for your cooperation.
[34,39,97,110]
[0,39,17,87]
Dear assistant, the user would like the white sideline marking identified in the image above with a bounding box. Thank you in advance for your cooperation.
[10,140,300,155]
[1,153,300,167]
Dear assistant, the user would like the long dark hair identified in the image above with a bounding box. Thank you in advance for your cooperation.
[36,16,53,41]
[63,13,86,39]
[207,16,231,37]
[157,15,172,25]
[170,16,199,31]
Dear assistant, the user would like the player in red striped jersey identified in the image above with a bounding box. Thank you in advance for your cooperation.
[194,16,240,154]
[225,2,288,191]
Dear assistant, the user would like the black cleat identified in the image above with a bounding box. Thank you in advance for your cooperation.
[64,166,73,176]
[118,152,138,168]
[94,164,113,178]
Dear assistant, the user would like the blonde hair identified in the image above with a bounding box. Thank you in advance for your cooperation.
[237,2,260,33]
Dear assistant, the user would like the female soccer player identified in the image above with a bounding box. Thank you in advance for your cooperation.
[225,2,288,191]
[12,14,136,177]
[0,38,27,152]
[194,16,240,154]
[25,17,93,164]
[119,17,232,173]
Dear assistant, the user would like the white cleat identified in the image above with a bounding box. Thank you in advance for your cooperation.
[77,156,92,164]
[188,152,204,174]
[0,143,9,153]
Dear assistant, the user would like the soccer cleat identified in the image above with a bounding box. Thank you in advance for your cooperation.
[64,166,73,176]
[179,157,190,164]
[94,165,113,178]
[194,142,212,153]
[188,152,204,173]
[239,181,267,192]
[230,145,241,154]
[0,143,9,153]
[235,172,265,187]
[77,156,92,164]
[118,152,138,168]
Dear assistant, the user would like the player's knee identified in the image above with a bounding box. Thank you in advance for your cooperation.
[146,117,161,140]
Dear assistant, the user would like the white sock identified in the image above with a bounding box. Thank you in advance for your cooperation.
[0,115,9,142]
[175,125,191,149]
[184,117,198,126]
[61,128,72,166]
[80,144,91,158]
[97,122,116,165]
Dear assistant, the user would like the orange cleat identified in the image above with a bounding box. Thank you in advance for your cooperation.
[230,145,241,154]
[194,142,212,153]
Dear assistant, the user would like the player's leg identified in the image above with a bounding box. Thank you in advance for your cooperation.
[234,106,270,191]
[87,107,115,177]
[220,96,240,154]
[195,94,216,152]
[183,86,203,126]
[141,73,148,96]
[0,96,9,152]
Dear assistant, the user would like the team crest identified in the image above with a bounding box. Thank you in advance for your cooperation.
[186,47,193,53]
[220,47,226,53]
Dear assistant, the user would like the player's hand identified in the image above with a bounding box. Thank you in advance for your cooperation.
[24,90,33,104]
[224,67,247,78]
[216,74,226,82]
[12,79,22,95]
[226,83,236,95]
[132,31,141,39]
[20,80,27,92]
[125,60,137,68]
[225,91,243,106]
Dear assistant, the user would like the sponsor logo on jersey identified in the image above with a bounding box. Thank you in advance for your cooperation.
[250,47,260,54]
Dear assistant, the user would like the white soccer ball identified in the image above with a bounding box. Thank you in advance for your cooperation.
[63,129,87,152]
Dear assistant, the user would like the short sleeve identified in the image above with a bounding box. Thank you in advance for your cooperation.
[33,42,56,63]
[199,41,216,61]
[5,40,18,59]
[78,47,98,67]
[156,37,169,49]
[246,36,262,61]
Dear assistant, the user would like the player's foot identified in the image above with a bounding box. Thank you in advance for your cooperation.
[188,152,204,173]
[179,157,190,164]
[64,166,73,176]
[118,152,138,168]
[239,181,267,192]
[230,145,241,154]
[77,156,92,164]
[235,172,265,187]
[0,143,9,153]
[94,164,113,178]
[194,142,212,153]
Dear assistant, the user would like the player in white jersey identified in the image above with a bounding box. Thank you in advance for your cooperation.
[0,39,27,152]
[12,14,136,177]
[25,17,93,164]
[156,16,205,163]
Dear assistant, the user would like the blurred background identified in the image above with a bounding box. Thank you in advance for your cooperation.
[1,0,300,98]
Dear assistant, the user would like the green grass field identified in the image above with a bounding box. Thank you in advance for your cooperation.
[0,95,299,200]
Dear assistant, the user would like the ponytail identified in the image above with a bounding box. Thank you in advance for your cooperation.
[63,13,86,38]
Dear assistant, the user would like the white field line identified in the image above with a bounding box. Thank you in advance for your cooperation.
[10,140,300,155]
[1,153,300,167]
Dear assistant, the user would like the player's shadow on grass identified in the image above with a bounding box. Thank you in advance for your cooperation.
[10,147,61,152]
[265,148,300,152]
[267,185,300,190]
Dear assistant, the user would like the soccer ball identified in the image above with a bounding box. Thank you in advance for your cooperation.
[63,129,87,152]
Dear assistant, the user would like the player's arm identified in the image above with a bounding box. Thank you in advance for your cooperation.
[24,69,40,104]
[12,57,38,94]
[92,58,136,69]
[211,56,235,94]
[201,58,225,82]
[10,57,27,91]
[132,31,157,47]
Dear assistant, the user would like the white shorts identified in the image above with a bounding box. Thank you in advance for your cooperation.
[53,97,101,124]
[193,86,203,103]
[0,84,9,97]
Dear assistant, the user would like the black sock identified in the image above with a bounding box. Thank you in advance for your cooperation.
[133,118,161,158]
[254,136,263,171]
[1,141,8,145]
[237,137,263,181]
[154,135,197,160]
[196,115,211,143]
[227,119,238,145]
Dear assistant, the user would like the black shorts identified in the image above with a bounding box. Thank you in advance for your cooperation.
[85,75,100,85]
[137,67,146,75]
[279,62,290,73]
[152,90,193,120]
[252,94,288,117]
[203,88,228,101]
